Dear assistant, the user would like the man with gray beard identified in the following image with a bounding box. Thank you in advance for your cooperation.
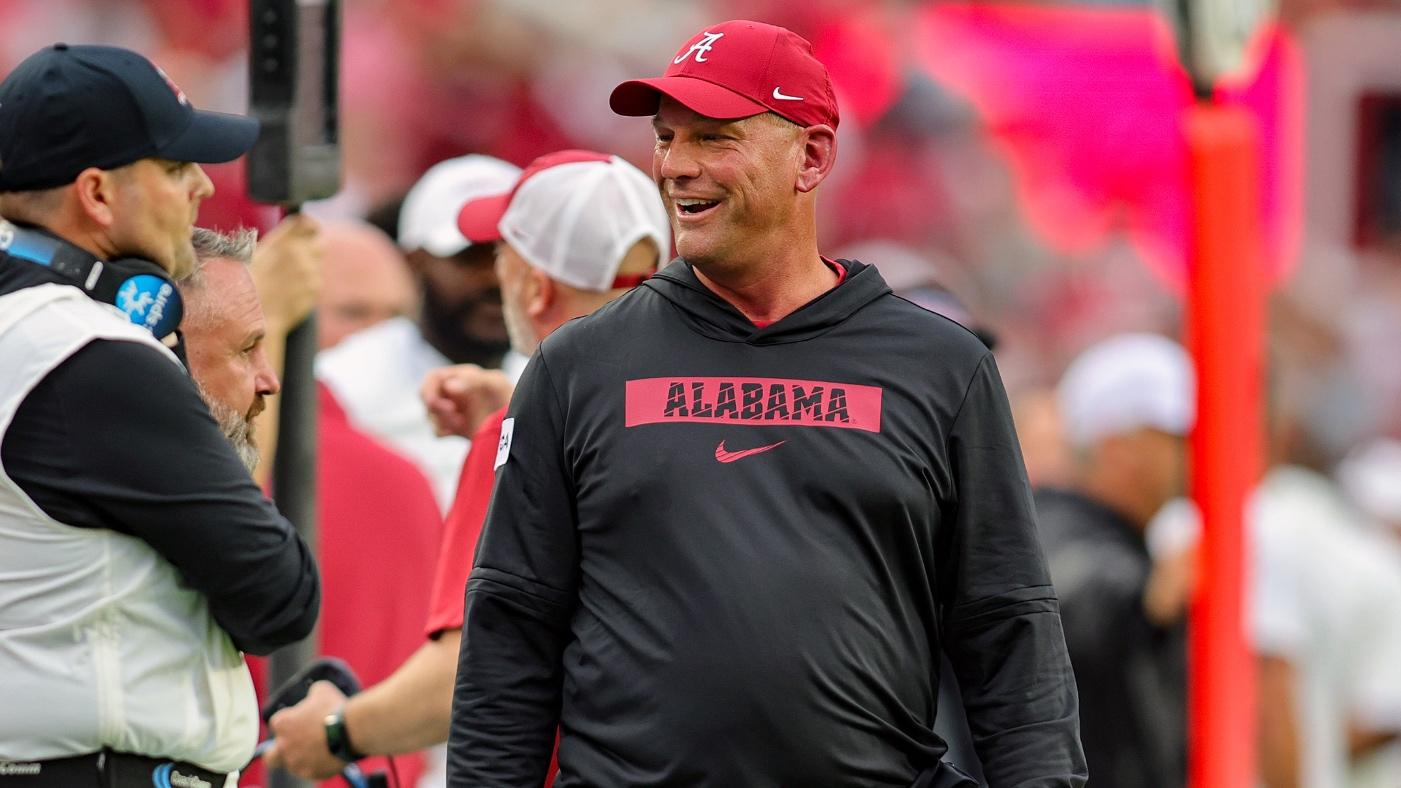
[180,227,280,472]
[182,225,446,786]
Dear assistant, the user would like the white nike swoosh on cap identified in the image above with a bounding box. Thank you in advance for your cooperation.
[771,87,804,101]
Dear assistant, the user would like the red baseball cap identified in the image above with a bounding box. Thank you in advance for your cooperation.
[456,150,671,292]
[609,20,839,129]
[457,150,612,245]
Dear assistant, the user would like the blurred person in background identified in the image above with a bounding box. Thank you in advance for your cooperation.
[397,154,521,369]
[1339,437,1401,530]
[316,219,416,352]
[449,20,1084,786]
[1251,363,1401,788]
[1115,322,1401,788]
[180,227,443,788]
[1037,332,1191,788]
[1147,369,1401,788]
[1338,437,1401,787]
[1339,438,1401,553]
[1245,459,1401,788]
[263,149,668,786]
[0,44,317,786]
[316,155,521,508]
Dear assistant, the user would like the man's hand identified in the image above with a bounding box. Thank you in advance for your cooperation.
[265,680,351,780]
[421,364,514,438]
[252,213,323,337]
[1144,543,1197,627]
[246,213,324,488]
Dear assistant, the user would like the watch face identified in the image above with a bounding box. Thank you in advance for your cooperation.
[324,712,344,750]
[323,709,360,761]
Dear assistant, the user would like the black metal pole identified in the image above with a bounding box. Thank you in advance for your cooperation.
[248,1,341,784]
[268,295,318,788]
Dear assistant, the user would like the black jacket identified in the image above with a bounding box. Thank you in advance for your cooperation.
[449,259,1086,787]
[0,254,319,655]
[1034,488,1186,788]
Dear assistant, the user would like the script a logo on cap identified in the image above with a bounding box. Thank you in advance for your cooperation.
[674,32,723,65]
[153,65,189,106]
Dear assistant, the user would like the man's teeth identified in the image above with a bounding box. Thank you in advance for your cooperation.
[677,199,718,214]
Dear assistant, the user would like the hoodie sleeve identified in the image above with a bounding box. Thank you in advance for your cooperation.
[939,353,1088,787]
[448,350,578,787]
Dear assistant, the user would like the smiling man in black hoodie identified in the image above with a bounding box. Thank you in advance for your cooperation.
[448,20,1087,788]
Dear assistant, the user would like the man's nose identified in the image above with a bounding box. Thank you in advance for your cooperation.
[656,142,701,182]
[254,358,281,398]
[190,163,215,201]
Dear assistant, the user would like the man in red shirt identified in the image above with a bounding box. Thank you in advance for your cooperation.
[264,150,669,784]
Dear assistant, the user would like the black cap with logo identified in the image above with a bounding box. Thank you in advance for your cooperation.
[0,43,260,191]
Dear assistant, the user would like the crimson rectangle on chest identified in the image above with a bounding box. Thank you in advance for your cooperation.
[625,377,882,432]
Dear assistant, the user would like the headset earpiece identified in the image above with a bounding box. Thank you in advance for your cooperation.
[0,219,183,341]
[90,258,184,339]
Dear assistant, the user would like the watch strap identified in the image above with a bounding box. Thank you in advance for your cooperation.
[323,707,366,762]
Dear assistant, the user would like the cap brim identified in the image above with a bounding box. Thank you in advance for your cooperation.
[610,77,768,120]
[457,192,511,245]
[157,110,260,164]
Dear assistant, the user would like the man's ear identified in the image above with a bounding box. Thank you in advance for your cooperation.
[795,125,837,194]
[525,267,555,319]
[72,167,117,228]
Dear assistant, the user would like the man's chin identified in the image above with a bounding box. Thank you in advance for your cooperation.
[235,441,261,475]
[162,245,195,280]
[241,420,262,471]
[675,238,723,269]
[462,317,510,347]
[434,332,510,367]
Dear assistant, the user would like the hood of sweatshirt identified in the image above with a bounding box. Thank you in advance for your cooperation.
[639,257,891,346]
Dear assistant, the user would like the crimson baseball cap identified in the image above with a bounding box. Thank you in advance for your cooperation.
[609,20,839,129]
[457,149,671,292]
[0,43,259,191]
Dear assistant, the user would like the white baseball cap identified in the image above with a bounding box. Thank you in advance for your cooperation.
[398,154,522,257]
[456,149,670,292]
[1057,333,1195,448]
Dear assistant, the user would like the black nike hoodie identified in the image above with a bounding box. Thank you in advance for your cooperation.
[448,259,1087,788]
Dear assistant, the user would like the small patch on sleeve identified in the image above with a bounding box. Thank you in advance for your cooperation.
[494,418,515,470]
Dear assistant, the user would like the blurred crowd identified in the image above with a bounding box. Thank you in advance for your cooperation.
[5,0,1397,427]
[5,0,1401,786]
